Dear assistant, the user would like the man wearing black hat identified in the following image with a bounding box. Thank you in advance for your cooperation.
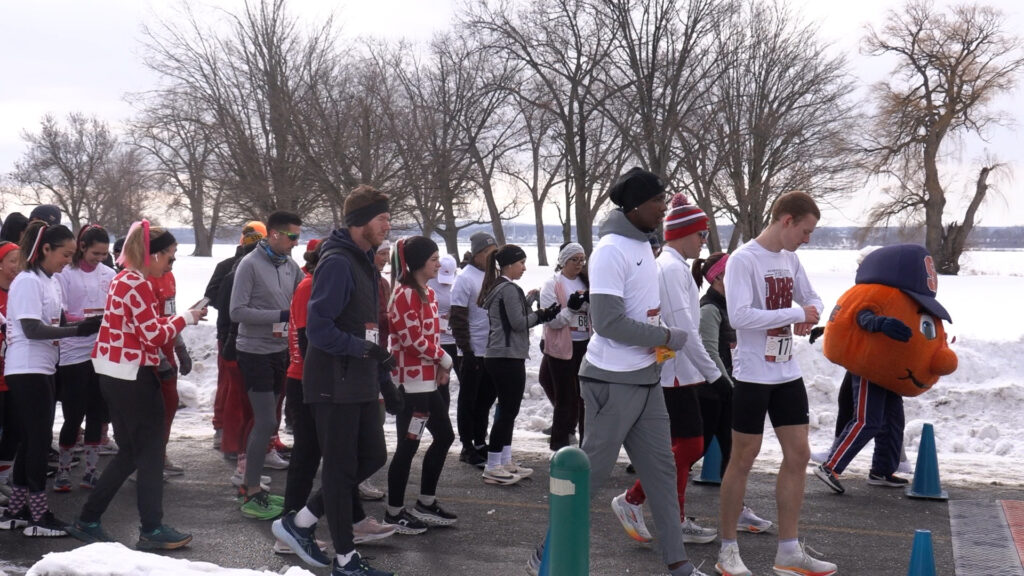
[28,205,61,226]
[528,168,704,576]
[450,231,499,468]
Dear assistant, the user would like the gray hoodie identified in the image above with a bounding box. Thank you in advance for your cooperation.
[230,245,302,354]
[579,209,668,385]
[481,277,540,359]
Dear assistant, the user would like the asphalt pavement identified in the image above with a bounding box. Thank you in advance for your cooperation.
[2,433,1022,575]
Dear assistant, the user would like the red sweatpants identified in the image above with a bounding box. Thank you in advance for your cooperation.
[220,356,252,455]
[625,436,704,519]
[160,373,178,447]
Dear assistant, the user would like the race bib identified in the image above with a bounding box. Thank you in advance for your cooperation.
[163,297,176,317]
[365,323,379,345]
[406,412,429,440]
[764,327,793,363]
[571,313,590,332]
[646,308,661,328]
[272,322,289,338]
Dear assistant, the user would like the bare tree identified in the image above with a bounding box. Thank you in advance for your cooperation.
[131,92,222,255]
[467,0,624,253]
[142,0,333,222]
[711,0,860,246]
[862,0,1024,274]
[90,145,155,235]
[11,113,117,233]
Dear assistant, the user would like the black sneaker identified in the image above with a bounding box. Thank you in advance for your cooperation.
[333,552,394,576]
[867,471,909,487]
[66,518,115,543]
[271,511,330,569]
[410,500,458,526]
[814,464,846,494]
[137,524,192,550]
[383,508,428,535]
[459,447,486,469]
[0,505,30,530]
[23,511,69,537]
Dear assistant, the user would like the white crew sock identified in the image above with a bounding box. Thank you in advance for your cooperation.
[294,506,318,528]
[501,445,512,466]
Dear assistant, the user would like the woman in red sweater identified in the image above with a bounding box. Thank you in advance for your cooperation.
[0,240,21,488]
[66,221,204,549]
[383,236,456,534]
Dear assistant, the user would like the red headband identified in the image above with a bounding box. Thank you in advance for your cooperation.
[0,242,19,262]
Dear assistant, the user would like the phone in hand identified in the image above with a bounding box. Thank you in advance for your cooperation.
[190,297,210,311]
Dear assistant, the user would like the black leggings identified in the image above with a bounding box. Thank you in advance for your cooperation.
[455,353,497,450]
[387,389,454,508]
[0,390,20,462]
[6,374,55,493]
[57,361,108,447]
[697,380,733,476]
[81,369,167,532]
[283,377,320,513]
[485,357,526,453]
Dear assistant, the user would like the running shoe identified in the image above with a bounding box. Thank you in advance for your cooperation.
[611,492,652,543]
[773,542,837,576]
[383,508,428,535]
[66,518,115,543]
[137,524,192,550]
[53,471,72,493]
[814,464,845,494]
[867,471,909,487]
[715,542,752,576]
[358,480,385,501]
[681,517,717,544]
[352,516,396,543]
[482,465,521,486]
[737,505,773,533]
[23,511,69,537]
[263,449,290,470]
[240,490,283,520]
[332,552,393,576]
[271,511,330,568]
[410,500,458,526]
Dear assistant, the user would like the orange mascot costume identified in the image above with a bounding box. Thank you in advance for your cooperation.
[813,244,957,494]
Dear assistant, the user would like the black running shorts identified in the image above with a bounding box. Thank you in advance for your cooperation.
[731,378,809,435]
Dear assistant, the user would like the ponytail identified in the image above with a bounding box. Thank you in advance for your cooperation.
[476,250,501,308]
[691,257,707,289]
[72,224,111,266]
[19,221,74,271]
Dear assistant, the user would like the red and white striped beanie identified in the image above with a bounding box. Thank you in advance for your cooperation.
[663,194,708,241]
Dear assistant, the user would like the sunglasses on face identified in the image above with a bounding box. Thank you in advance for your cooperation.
[276,230,300,241]
[698,230,709,240]
[568,256,586,264]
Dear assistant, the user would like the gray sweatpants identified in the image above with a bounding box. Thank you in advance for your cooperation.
[580,378,687,566]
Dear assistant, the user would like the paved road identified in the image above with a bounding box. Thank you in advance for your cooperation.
[2,434,1022,575]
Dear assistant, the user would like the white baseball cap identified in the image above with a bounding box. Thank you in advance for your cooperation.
[438,254,458,285]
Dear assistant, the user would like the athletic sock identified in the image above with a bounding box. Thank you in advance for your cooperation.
[778,538,800,557]
[294,506,318,528]
[419,494,436,506]
[501,445,512,466]
[386,505,403,517]
[487,451,502,469]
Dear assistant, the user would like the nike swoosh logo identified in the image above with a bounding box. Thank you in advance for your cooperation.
[636,260,643,266]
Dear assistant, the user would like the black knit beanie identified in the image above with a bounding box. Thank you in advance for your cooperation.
[609,167,666,212]
[495,244,527,267]
[403,236,438,274]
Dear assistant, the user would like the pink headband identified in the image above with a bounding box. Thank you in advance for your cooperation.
[705,254,729,283]
[117,220,151,269]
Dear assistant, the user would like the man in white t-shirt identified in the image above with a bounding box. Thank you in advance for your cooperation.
[528,168,704,576]
[715,191,836,576]
[450,232,498,468]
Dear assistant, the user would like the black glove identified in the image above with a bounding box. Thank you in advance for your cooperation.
[364,340,397,372]
[809,326,825,344]
[567,292,586,311]
[75,316,102,337]
[857,310,911,342]
[380,378,404,416]
[709,374,732,392]
[536,302,561,323]
[175,344,193,376]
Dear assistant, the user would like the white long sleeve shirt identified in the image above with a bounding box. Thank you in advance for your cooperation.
[724,240,823,384]
[657,246,722,387]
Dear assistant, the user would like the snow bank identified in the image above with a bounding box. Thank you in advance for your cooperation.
[27,543,313,576]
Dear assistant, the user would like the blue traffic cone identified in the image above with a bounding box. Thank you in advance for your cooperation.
[695,436,723,485]
[906,423,948,500]
[906,529,937,576]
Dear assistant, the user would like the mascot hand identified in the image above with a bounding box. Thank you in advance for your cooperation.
[857,309,911,342]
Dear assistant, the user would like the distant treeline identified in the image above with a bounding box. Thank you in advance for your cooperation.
[177,224,1023,251]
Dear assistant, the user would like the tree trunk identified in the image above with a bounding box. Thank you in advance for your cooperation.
[533,200,548,266]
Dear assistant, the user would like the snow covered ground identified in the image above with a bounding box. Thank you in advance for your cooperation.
[19,242,1024,576]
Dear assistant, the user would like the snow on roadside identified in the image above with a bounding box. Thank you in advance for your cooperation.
[26,543,313,576]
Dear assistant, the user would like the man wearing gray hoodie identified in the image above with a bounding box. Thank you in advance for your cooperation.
[527,168,706,576]
[230,210,303,519]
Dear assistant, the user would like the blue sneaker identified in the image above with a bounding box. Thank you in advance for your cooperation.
[333,552,394,576]
[271,511,330,568]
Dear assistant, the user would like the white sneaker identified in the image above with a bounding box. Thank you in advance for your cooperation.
[715,543,752,576]
[352,516,397,543]
[481,465,521,486]
[737,505,773,533]
[504,461,533,478]
[610,492,652,543]
[230,472,271,488]
[773,542,837,576]
[263,449,290,470]
[357,480,385,501]
[681,517,717,544]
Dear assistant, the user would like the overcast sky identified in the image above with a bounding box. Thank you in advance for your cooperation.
[2,0,1022,227]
